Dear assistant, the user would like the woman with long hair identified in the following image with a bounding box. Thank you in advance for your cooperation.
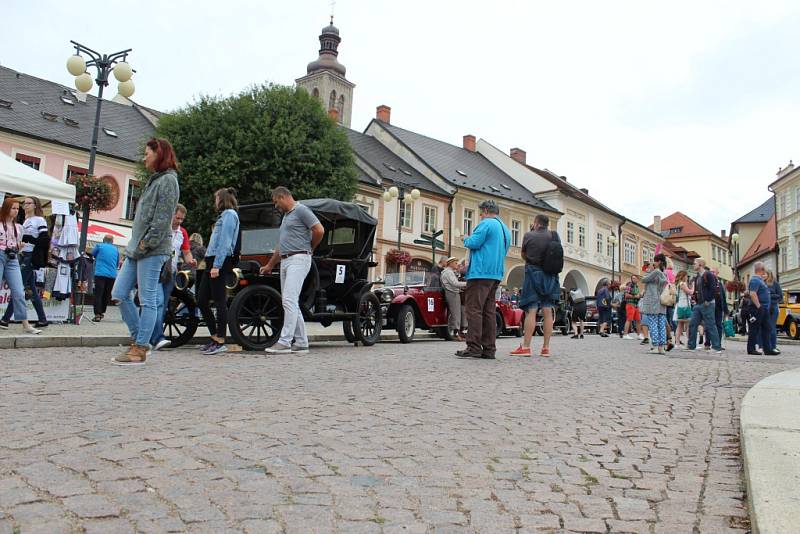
[673,270,692,345]
[0,198,41,335]
[110,138,180,365]
[197,187,240,355]
[0,197,48,328]
[639,253,668,354]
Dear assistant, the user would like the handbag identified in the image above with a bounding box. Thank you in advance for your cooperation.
[677,306,692,320]
[723,319,735,338]
[660,282,676,307]
[159,259,173,284]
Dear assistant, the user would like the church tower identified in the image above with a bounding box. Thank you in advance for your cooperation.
[296,18,355,127]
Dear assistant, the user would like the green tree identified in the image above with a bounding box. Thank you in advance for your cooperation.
[155,83,357,234]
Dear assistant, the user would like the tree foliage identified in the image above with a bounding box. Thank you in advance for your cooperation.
[155,83,357,235]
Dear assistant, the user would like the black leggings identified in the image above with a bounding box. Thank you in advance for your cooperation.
[198,256,233,340]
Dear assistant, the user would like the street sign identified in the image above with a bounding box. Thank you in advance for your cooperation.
[414,228,446,265]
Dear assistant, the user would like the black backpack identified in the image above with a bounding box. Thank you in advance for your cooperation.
[541,231,564,275]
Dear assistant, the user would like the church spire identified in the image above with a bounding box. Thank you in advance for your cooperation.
[306,19,346,77]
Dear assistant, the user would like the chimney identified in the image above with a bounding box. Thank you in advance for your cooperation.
[463,134,476,152]
[579,188,589,195]
[376,105,391,124]
[510,147,526,164]
[653,215,662,234]
[721,229,727,239]
[328,108,339,121]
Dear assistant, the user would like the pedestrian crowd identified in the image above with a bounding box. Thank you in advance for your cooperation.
[2,140,783,363]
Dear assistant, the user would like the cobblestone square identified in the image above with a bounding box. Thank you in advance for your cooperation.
[1,335,797,533]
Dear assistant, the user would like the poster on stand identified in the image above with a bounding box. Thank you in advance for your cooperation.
[0,284,70,322]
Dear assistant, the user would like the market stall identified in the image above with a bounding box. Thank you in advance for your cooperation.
[0,151,77,322]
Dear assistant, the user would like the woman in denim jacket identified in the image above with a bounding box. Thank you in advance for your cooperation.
[198,188,240,355]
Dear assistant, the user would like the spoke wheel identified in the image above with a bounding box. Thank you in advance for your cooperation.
[228,285,284,351]
[791,320,800,340]
[397,304,416,344]
[164,290,198,348]
[496,311,505,338]
[343,321,357,343]
[353,292,382,346]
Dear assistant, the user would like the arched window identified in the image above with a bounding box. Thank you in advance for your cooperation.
[337,94,345,118]
[312,87,319,99]
[329,90,337,111]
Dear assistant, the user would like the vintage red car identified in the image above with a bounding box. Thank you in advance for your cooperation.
[374,272,524,342]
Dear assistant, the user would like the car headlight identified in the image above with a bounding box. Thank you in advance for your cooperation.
[381,291,393,303]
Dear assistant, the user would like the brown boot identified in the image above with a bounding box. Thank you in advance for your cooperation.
[111,345,147,366]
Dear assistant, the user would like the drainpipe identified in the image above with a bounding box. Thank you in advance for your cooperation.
[447,187,457,256]
[768,184,780,281]
[618,218,625,283]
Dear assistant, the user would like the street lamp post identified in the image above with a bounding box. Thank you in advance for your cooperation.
[66,41,135,254]
[731,233,740,302]
[609,233,618,285]
[382,182,420,251]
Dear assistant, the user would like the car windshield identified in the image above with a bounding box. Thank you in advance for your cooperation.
[242,228,280,255]
[383,271,429,286]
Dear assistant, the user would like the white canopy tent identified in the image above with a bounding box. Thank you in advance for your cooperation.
[0,151,76,203]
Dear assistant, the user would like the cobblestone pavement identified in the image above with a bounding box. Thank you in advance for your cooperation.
[1,335,798,533]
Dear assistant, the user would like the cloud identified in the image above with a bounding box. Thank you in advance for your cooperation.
[2,0,798,234]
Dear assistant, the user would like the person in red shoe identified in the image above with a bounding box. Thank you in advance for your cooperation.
[512,214,561,357]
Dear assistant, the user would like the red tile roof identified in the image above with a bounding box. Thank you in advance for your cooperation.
[651,212,719,239]
[738,214,777,267]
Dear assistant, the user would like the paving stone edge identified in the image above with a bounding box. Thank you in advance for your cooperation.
[740,366,800,534]
[1,332,436,349]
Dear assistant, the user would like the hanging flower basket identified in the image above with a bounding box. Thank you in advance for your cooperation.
[386,249,412,266]
[73,175,113,212]
[725,280,746,293]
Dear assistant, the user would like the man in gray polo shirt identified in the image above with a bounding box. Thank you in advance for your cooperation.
[260,187,324,354]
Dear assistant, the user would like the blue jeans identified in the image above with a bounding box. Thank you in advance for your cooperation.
[688,301,721,350]
[769,305,779,351]
[149,273,176,346]
[112,254,168,347]
[0,251,29,321]
[2,253,46,323]
[747,306,771,353]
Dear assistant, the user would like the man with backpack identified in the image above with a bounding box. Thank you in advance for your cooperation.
[511,214,562,357]
[456,200,511,360]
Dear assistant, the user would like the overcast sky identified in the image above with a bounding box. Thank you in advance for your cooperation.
[4,0,798,234]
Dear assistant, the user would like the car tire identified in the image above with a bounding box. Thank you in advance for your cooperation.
[163,289,199,348]
[437,326,454,341]
[496,311,505,338]
[227,285,284,351]
[397,304,416,343]
[561,315,572,336]
[343,321,357,343]
[516,312,524,337]
[353,292,382,347]
[790,319,800,340]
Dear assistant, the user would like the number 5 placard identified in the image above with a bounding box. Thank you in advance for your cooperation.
[335,265,346,283]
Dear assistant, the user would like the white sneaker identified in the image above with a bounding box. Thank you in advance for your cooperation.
[265,343,292,354]
[154,339,171,351]
[290,344,309,354]
[637,333,645,340]
[23,327,41,335]
[624,334,636,340]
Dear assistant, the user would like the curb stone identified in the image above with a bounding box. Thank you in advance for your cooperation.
[740,366,800,533]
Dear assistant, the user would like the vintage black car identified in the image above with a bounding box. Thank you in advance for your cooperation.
[223,198,382,351]
[163,199,382,351]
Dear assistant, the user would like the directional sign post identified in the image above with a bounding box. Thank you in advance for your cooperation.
[413,229,445,266]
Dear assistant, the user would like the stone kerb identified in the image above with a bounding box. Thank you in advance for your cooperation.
[740,367,800,533]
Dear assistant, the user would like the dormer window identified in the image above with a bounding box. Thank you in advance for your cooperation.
[103,127,118,138]
[60,96,75,105]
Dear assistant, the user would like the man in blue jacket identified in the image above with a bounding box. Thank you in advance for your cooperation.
[457,200,511,359]
[684,258,722,353]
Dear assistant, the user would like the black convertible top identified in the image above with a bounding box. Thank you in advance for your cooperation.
[299,198,377,226]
